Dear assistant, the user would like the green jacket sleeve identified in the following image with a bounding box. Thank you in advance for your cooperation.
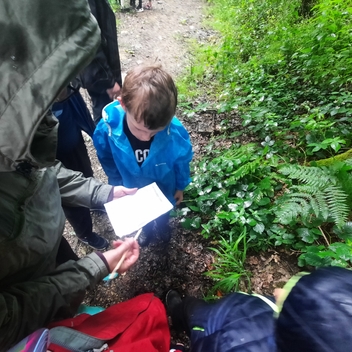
[0,253,108,350]
[53,161,113,208]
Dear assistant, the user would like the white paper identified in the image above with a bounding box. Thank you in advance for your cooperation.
[104,182,173,238]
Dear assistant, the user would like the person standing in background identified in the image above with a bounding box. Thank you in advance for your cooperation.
[52,0,124,250]
[77,0,123,124]
[52,85,109,250]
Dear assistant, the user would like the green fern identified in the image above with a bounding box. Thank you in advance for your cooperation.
[275,164,350,229]
[279,165,334,188]
[334,160,352,208]
[226,159,261,185]
[325,185,350,227]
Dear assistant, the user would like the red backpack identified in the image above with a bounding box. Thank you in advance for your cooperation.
[48,293,170,352]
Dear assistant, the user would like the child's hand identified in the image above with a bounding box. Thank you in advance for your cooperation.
[113,186,138,199]
[174,190,184,205]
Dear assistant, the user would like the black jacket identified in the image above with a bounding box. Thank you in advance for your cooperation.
[189,267,352,352]
[276,266,352,352]
[78,0,122,93]
[189,293,276,352]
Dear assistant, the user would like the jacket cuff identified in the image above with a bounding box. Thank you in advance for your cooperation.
[176,177,191,191]
[95,251,110,271]
[78,252,109,286]
[107,187,114,202]
[95,184,114,206]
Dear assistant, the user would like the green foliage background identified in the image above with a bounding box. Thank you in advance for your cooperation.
[179,0,352,294]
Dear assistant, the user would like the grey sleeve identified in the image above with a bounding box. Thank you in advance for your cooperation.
[0,252,108,350]
[52,161,113,208]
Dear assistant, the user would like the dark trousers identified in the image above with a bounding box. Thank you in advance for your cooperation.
[60,140,94,239]
[88,90,112,125]
[53,91,95,239]
[130,0,143,8]
[172,296,208,336]
[56,236,79,265]
[143,211,170,234]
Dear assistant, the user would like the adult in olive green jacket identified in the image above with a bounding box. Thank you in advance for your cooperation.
[0,0,139,350]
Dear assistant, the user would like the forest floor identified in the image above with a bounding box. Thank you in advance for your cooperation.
[64,0,300,345]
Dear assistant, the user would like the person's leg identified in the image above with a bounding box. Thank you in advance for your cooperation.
[166,290,207,335]
[58,136,94,238]
[88,90,112,125]
[55,93,108,250]
[155,211,172,242]
[66,136,94,178]
[63,206,93,239]
[62,207,108,250]
[138,220,155,247]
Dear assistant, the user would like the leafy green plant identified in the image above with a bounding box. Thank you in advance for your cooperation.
[308,137,346,154]
[205,229,250,294]
[182,142,286,252]
[274,163,352,229]
[108,0,120,12]
[270,162,352,267]
[299,240,352,268]
[185,0,352,159]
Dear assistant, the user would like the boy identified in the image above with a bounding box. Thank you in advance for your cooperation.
[93,65,193,247]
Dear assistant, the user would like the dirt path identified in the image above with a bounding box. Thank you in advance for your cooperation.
[117,0,207,77]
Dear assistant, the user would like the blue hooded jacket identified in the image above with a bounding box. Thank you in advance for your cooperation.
[93,101,193,204]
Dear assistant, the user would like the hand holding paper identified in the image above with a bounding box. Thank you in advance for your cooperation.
[112,186,137,199]
[104,182,173,238]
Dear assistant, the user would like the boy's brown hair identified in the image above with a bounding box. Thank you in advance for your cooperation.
[120,65,178,130]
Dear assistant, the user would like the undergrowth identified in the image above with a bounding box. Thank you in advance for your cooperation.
[178,0,352,294]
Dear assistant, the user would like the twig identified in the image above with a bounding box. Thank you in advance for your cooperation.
[318,226,330,247]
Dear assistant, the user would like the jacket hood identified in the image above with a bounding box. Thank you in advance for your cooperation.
[276,266,352,352]
[0,0,100,172]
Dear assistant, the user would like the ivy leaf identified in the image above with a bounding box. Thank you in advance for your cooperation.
[330,141,341,152]
[180,217,201,229]
[301,252,332,267]
[244,200,253,208]
[236,191,245,198]
[253,223,265,234]
[179,207,191,216]
[247,218,257,226]
[258,197,270,206]
[296,228,318,243]
[329,242,352,261]
[217,211,233,221]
